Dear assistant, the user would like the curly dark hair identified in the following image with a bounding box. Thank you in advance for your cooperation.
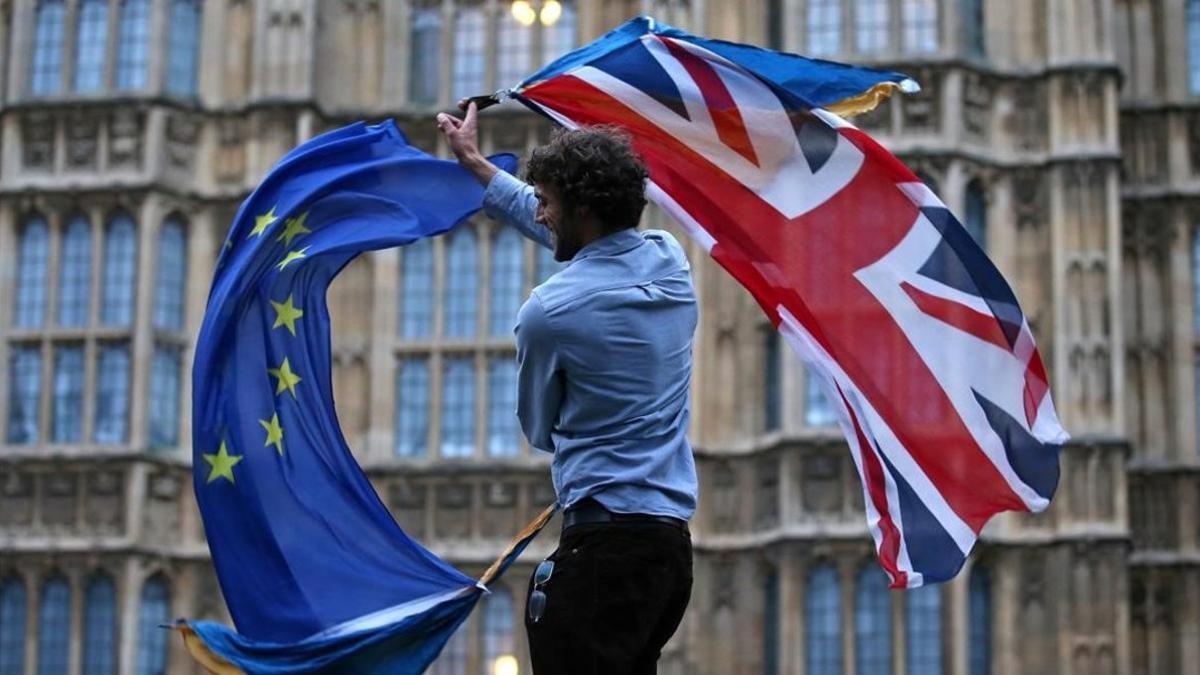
[524,126,650,231]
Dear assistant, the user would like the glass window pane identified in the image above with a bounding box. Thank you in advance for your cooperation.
[482,586,516,673]
[903,0,939,53]
[395,357,430,457]
[965,180,987,251]
[52,345,84,443]
[94,344,131,444]
[136,577,170,675]
[7,346,42,444]
[15,217,49,328]
[969,566,991,675]
[149,346,182,448]
[409,7,442,104]
[166,0,202,96]
[58,216,93,327]
[807,0,841,57]
[154,218,187,331]
[856,0,890,53]
[102,213,137,326]
[74,0,109,92]
[964,0,985,57]
[452,5,486,101]
[488,357,518,457]
[805,368,837,427]
[805,563,843,675]
[856,565,893,675]
[36,577,70,675]
[83,575,117,675]
[764,331,780,432]
[496,10,532,88]
[490,228,524,335]
[31,0,66,95]
[117,0,151,89]
[905,585,943,675]
[401,238,435,339]
[763,568,779,675]
[542,0,577,65]
[441,356,475,458]
[444,228,479,337]
[0,578,27,675]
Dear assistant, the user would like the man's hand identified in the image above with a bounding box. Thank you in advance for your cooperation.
[437,101,499,187]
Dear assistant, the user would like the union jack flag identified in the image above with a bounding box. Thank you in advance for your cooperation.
[508,17,1068,588]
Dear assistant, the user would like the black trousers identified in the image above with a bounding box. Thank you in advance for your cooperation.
[524,520,693,675]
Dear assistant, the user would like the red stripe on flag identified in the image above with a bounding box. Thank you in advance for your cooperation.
[658,37,760,167]
[900,281,1011,351]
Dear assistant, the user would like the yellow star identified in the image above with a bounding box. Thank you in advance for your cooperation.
[276,247,310,271]
[202,441,244,484]
[268,357,302,398]
[270,294,305,336]
[259,413,284,455]
[250,206,279,238]
[276,211,311,247]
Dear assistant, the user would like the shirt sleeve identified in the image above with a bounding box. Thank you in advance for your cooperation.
[515,294,564,453]
[482,170,554,250]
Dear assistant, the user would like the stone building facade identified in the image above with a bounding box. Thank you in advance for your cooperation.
[0,0,1196,674]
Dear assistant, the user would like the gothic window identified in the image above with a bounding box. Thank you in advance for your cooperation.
[965,179,987,251]
[429,618,468,674]
[7,346,42,444]
[82,574,117,675]
[136,576,170,675]
[441,356,476,458]
[52,344,84,443]
[401,238,435,338]
[856,564,892,675]
[58,216,93,327]
[1194,225,1200,335]
[452,5,486,101]
[15,216,49,328]
[488,357,519,456]
[409,5,442,105]
[444,228,479,337]
[905,585,944,675]
[543,0,577,65]
[154,217,187,331]
[166,0,202,96]
[856,0,890,53]
[482,586,516,673]
[902,0,939,53]
[148,346,182,448]
[36,576,70,675]
[805,368,837,427]
[116,0,151,90]
[805,563,843,674]
[1189,0,1200,93]
[102,212,137,326]
[763,567,780,675]
[536,245,562,283]
[497,7,533,88]
[0,577,27,675]
[764,331,781,432]
[31,0,66,95]
[969,565,992,675]
[395,357,430,457]
[74,0,109,92]
[807,0,842,56]
[93,343,130,443]
[490,227,524,335]
[963,0,986,57]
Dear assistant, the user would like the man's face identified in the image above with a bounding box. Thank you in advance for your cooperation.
[534,182,581,262]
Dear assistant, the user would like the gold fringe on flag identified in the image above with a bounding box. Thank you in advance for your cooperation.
[823,79,919,118]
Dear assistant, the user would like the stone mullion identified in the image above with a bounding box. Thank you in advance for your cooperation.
[61,0,79,94]
[81,205,105,446]
[477,220,492,460]
[179,207,216,458]
[103,0,119,91]
[128,197,162,451]
[41,211,64,445]
[438,0,453,109]
[67,568,82,675]
[368,248,399,463]
[0,204,15,444]
[430,236,446,458]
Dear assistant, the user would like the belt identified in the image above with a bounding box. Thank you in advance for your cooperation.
[562,499,688,532]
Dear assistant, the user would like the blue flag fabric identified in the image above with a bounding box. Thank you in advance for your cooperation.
[184,119,519,673]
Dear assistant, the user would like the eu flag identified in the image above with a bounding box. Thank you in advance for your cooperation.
[181,120,529,673]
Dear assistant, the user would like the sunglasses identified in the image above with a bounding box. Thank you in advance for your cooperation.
[527,559,555,623]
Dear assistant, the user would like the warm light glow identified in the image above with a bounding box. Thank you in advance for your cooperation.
[539,0,562,26]
[511,1,536,26]
[493,654,519,675]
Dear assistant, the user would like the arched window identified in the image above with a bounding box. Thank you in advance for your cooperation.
[965,180,987,251]
[441,356,476,458]
[444,228,478,337]
[497,8,532,88]
[855,0,890,53]
[166,0,202,96]
[536,245,561,284]
[543,0,577,65]
[429,618,468,675]
[764,331,781,432]
[401,238,435,338]
[31,0,66,95]
[52,345,84,443]
[395,357,430,457]
[763,567,780,675]
[855,565,892,675]
[15,216,49,328]
[58,216,93,327]
[37,576,70,675]
[74,0,109,91]
[963,0,986,58]
[154,217,187,331]
[7,347,42,444]
[805,563,843,675]
[807,0,841,56]
[487,357,518,456]
[409,6,442,104]
[969,566,992,675]
[490,227,524,335]
[452,5,486,101]
[905,585,943,675]
[94,344,130,443]
[83,574,117,675]
[102,212,137,326]
[805,368,837,427]
[902,0,939,53]
[148,346,182,448]
[116,0,151,90]
[482,586,516,674]
[0,577,27,675]
[136,576,170,675]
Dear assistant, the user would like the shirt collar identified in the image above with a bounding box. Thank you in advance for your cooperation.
[572,228,643,262]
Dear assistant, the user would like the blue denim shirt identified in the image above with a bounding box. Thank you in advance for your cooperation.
[483,170,699,520]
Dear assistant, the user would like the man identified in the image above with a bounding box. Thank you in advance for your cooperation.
[437,102,697,674]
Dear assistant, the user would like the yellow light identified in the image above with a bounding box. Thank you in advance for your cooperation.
[511,1,536,26]
[539,0,562,26]
[493,654,519,675]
